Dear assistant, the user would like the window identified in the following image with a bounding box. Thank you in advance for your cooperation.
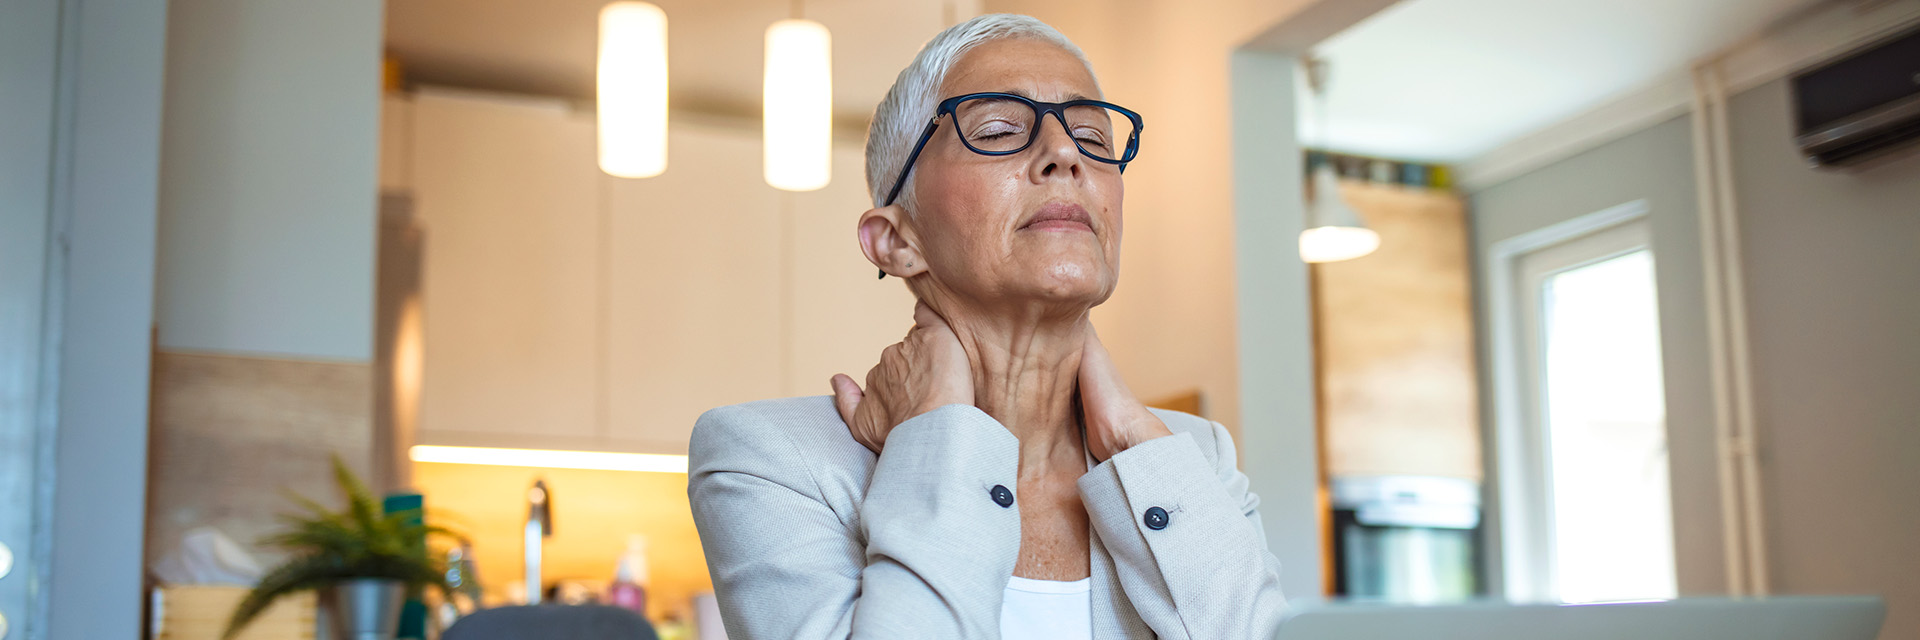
[1490,206,1678,604]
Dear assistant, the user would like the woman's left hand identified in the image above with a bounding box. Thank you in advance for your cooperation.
[1078,321,1175,462]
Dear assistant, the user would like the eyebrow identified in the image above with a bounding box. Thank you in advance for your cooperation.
[996,89,1094,103]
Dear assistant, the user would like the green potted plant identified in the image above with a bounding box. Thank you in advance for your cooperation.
[224,455,455,640]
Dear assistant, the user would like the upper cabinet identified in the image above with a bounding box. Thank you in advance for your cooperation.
[393,89,913,456]
[408,91,603,449]
[602,124,786,453]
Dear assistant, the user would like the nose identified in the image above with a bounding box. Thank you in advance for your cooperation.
[1027,110,1085,186]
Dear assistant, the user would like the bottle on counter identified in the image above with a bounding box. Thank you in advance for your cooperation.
[607,533,650,617]
[435,540,486,631]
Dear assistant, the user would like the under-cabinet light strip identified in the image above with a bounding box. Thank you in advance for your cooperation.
[409,445,687,474]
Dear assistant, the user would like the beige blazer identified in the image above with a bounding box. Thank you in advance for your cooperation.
[686,396,1287,639]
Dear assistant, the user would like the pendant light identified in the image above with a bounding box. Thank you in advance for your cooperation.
[598,2,668,179]
[763,4,832,191]
[1299,56,1378,263]
[1300,164,1381,262]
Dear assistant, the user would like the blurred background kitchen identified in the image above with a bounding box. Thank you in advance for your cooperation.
[3,0,1916,638]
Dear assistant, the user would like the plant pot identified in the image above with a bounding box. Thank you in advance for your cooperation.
[322,578,406,640]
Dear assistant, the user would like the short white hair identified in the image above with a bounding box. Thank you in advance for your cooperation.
[864,14,1097,212]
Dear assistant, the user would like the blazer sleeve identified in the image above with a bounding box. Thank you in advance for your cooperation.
[1076,419,1289,639]
[687,403,1021,639]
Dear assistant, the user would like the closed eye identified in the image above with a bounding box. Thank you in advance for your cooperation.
[1073,127,1110,148]
[968,119,1026,140]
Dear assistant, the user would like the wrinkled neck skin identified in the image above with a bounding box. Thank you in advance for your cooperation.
[919,283,1092,479]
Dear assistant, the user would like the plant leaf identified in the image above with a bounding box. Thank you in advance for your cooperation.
[223,554,341,640]
[229,452,454,640]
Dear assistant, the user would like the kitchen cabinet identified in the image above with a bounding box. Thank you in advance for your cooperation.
[602,123,917,451]
[602,123,787,452]
[396,89,912,455]
[409,90,603,449]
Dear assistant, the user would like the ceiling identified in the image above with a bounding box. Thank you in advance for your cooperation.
[385,0,948,125]
[1300,0,1820,162]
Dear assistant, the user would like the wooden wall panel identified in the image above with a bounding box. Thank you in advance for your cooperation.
[146,351,373,568]
[1312,181,1482,481]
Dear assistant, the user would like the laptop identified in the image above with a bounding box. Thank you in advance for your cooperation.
[1274,595,1886,640]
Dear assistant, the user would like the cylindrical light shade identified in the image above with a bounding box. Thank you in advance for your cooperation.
[1300,163,1380,263]
[598,2,668,179]
[763,19,832,191]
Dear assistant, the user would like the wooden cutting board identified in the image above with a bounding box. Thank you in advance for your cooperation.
[156,585,316,640]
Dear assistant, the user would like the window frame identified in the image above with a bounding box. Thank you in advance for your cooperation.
[1482,200,1665,602]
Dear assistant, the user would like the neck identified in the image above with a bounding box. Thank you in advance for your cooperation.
[941,302,1090,477]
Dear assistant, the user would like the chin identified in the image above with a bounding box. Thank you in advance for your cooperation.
[1024,259,1115,305]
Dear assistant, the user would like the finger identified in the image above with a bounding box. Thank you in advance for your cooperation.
[912,299,950,331]
[1078,316,1108,366]
[879,342,906,373]
[830,373,863,427]
[1078,326,1127,400]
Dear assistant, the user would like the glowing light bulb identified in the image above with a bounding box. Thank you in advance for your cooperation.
[598,2,668,178]
[763,19,833,191]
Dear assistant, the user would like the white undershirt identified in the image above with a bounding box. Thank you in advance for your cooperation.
[1000,575,1093,640]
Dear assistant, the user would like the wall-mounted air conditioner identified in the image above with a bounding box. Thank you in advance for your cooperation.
[1791,23,1920,168]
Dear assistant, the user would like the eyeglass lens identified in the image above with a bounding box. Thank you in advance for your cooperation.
[952,97,1135,161]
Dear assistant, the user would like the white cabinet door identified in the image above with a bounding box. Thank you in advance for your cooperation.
[600,125,916,453]
[412,91,603,448]
[784,144,918,403]
[401,93,916,456]
[604,122,786,453]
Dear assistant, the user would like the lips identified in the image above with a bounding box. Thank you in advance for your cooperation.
[1020,202,1094,232]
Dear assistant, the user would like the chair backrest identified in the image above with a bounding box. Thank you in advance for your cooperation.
[443,604,659,640]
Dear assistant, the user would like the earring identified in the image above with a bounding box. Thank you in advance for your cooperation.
[880,261,915,279]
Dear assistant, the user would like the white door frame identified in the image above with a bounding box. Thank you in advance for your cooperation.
[1481,199,1650,601]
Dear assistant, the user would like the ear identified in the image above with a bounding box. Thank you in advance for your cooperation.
[857,205,928,278]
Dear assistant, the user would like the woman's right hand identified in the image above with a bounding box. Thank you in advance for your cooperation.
[830,300,973,454]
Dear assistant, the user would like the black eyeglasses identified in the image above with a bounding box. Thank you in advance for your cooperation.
[877,92,1143,278]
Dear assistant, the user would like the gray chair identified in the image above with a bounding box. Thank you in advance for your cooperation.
[443,604,659,640]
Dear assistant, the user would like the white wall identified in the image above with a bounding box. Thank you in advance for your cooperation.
[1229,49,1325,606]
[1727,78,1920,640]
[44,0,170,637]
[157,0,385,362]
[0,0,63,634]
[1468,115,1725,596]
[1470,74,1920,640]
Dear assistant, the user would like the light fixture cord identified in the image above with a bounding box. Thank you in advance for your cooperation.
[792,0,804,20]
[1308,56,1332,170]
[1305,55,1333,212]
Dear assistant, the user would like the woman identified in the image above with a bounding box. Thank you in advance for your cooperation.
[688,13,1286,639]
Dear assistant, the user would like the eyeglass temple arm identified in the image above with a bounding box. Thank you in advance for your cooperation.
[883,118,941,208]
[879,117,941,279]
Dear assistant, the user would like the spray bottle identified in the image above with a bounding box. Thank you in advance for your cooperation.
[607,533,650,617]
